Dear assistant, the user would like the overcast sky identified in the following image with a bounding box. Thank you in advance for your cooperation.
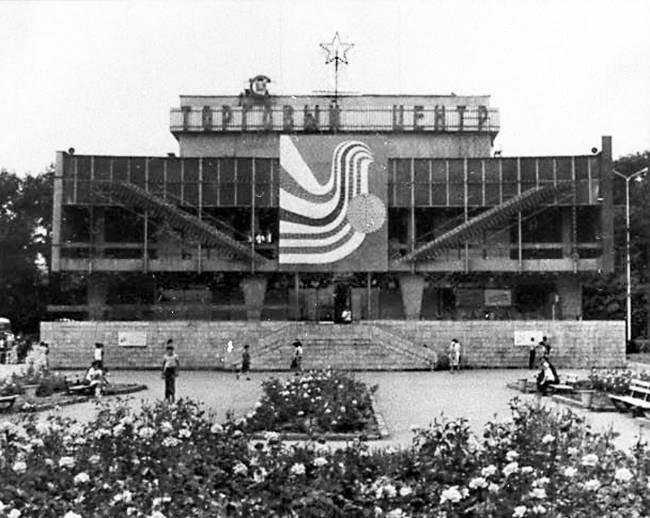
[1,0,649,175]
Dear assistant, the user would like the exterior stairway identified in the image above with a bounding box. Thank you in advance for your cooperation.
[252,323,435,371]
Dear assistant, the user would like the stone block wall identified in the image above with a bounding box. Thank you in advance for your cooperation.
[376,320,625,369]
[41,320,625,370]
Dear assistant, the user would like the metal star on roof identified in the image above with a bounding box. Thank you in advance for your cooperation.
[320,32,354,65]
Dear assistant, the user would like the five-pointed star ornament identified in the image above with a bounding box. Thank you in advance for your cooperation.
[320,33,354,65]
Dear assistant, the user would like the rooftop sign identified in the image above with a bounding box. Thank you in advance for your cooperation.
[170,103,499,134]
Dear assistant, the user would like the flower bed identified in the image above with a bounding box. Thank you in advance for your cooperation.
[1,397,650,516]
[243,370,381,438]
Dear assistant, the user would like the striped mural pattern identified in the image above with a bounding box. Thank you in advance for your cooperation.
[279,136,374,264]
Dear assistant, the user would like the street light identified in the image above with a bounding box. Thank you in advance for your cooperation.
[613,166,648,342]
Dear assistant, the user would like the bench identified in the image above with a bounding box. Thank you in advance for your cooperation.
[0,395,17,411]
[67,384,92,396]
[549,374,579,394]
[609,379,650,416]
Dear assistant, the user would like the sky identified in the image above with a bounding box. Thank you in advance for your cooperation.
[1,0,649,176]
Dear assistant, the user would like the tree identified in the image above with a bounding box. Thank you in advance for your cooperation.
[0,167,53,333]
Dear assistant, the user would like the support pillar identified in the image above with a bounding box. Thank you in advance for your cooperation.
[398,273,425,320]
[87,274,108,321]
[240,276,268,321]
[555,276,582,320]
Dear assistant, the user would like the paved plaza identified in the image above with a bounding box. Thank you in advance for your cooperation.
[3,368,647,451]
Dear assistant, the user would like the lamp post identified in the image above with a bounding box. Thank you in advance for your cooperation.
[613,167,648,342]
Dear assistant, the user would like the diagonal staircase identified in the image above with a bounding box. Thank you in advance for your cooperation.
[401,183,573,262]
[100,181,266,263]
[252,323,434,371]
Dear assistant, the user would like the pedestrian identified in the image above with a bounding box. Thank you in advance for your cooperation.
[85,360,108,397]
[448,338,462,374]
[539,336,551,359]
[94,342,104,370]
[536,357,559,396]
[528,337,537,369]
[238,344,251,380]
[161,339,180,402]
[291,339,303,374]
[40,341,50,371]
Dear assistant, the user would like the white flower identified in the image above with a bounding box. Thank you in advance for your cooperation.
[178,428,191,439]
[313,456,328,467]
[529,487,546,499]
[160,421,173,433]
[63,512,82,518]
[59,456,76,469]
[581,453,599,467]
[567,447,579,456]
[533,477,550,487]
[563,466,577,478]
[614,467,634,483]
[73,472,90,484]
[88,455,100,465]
[210,423,223,434]
[399,485,413,497]
[233,462,248,476]
[503,461,519,477]
[541,434,555,444]
[512,506,527,517]
[532,505,546,515]
[506,450,519,461]
[488,483,499,493]
[583,478,601,491]
[0,501,5,512]
[12,461,27,474]
[112,490,133,504]
[521,466,534,474]
[481,465,497,477]
[253,467,268,483]
[112,424,125,436]
[138,427,155,439]
[161,437,180,448]
[386,509,407,518]
[8,510,21,518]
[376,483,397,499]
[290,462,306,476]
[148,512,166,518]
[439,485,463,504]
[469,477,488,489]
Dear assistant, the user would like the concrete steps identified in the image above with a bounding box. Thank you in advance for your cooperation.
[254,323,430,371]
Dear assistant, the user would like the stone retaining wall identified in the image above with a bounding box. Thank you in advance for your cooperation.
[40,320,625,370]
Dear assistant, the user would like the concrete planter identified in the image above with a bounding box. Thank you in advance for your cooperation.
[577,389,596,409]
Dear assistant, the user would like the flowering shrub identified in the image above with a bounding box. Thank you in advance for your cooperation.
[243,369,378,434]
[588,368,650,395]
[1,396,650,516]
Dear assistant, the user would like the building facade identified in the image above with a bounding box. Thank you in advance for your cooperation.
[43,81,623,369]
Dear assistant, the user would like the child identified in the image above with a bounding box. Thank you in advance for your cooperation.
[238,344,251,380]
[161,340,180,402]
[292,340,303,374]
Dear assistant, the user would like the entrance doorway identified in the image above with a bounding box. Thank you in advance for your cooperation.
[334,283,352,323]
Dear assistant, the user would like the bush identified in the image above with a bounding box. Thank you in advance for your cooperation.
[0,395,649,516]
[244,370,377,434]
[35,373,68,397]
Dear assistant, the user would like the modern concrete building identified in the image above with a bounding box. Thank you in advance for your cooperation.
[44,78,623,369]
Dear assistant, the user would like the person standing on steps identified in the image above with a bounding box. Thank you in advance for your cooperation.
[94,342,105,370]
[528,337,537,369]
[291,339,303,374]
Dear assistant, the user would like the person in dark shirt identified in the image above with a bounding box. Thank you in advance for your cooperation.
[238,344,251,381]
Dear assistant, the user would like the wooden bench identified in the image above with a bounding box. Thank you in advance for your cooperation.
[67,384,92,396]
[0,395,18,411]
[609,379,650,416]
[549,374,579,394]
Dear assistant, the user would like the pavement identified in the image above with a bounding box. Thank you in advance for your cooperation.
[2,368,648,452]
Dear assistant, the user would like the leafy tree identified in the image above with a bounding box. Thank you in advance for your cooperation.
[0,167,53,333]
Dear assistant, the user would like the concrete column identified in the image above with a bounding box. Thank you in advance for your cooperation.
[600,136,614,272]
[51,152,64,272]
[556,276,582,320]
[561,207,572,258]
[240,276,268,321]
[398,274,425,320]
[87,274,108,321]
